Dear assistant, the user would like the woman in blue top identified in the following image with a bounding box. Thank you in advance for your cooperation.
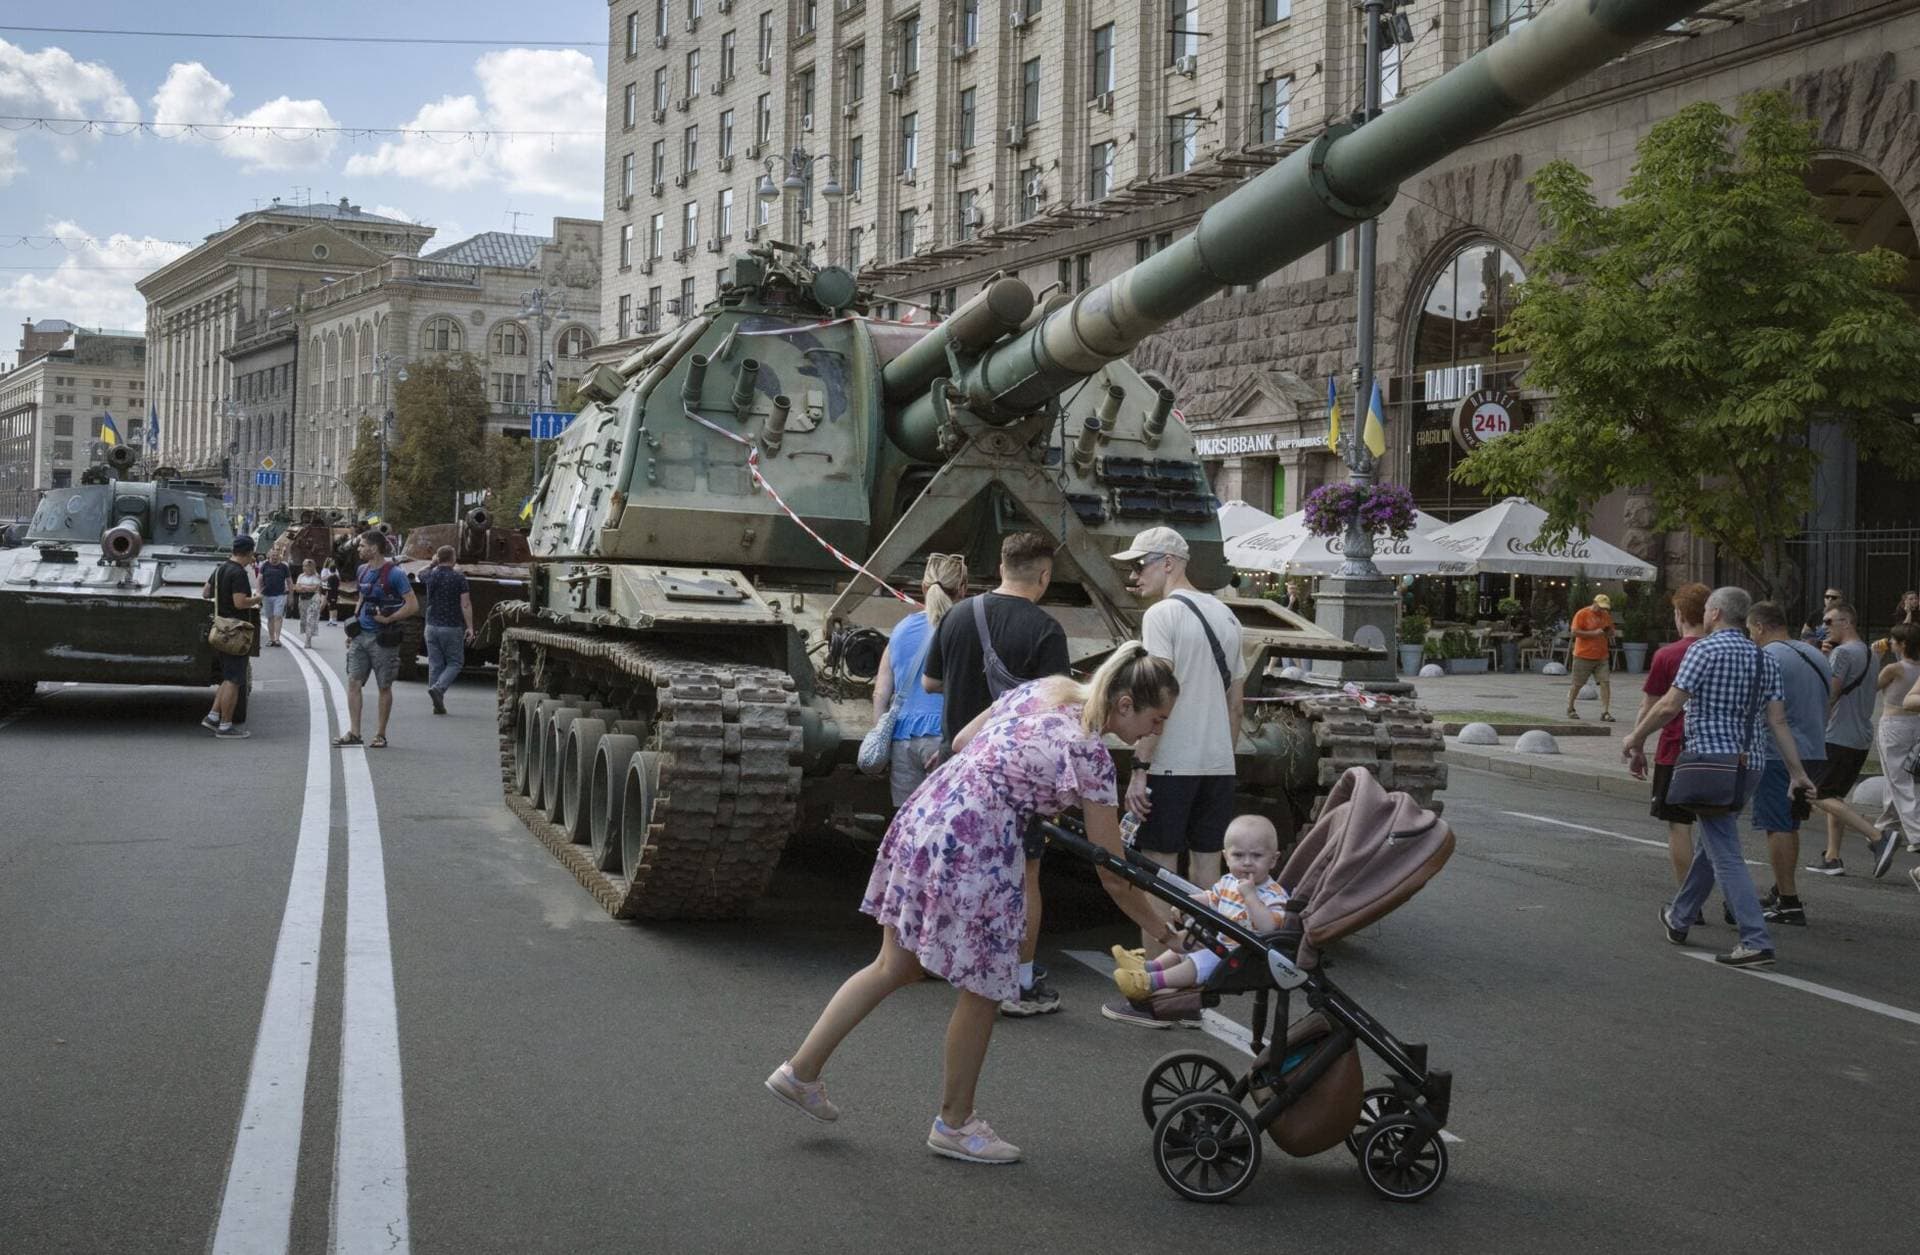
[870,553,968,806]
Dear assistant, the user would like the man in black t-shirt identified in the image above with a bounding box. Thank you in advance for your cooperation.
[202,535,261,738]
[922,530,1071,1018]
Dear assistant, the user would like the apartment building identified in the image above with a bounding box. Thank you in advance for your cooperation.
[0,324,147,518]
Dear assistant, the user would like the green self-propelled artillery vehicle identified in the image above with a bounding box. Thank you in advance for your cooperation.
[497,0,1712,919]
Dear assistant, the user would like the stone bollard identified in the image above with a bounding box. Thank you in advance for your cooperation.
[1420,664,1446,678]
[1579,681,1600,701]
[1542,662,1568,676]
[1514,729,1560,755]
[1457,722,1500,746]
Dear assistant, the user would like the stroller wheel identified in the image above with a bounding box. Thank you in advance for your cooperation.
[1344,1085,1411,1157]
[1358,1115,1448,1202]
[1141,1051,1237,1127]
[1151,1093,1262,1203]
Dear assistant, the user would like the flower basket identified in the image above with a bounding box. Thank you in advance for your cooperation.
[1301,482,1418,540]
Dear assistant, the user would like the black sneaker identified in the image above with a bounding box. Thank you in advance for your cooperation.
[429,688,446,715]
[1723,903,1736,927]
[1658,904,1688,946]
[1804,856,1845,876]
[1870,830,1899,880]
[1763,900,1806,926]
[1760,886,1780,909]
[1715,945,1776,968]
[999,978,1061,1017]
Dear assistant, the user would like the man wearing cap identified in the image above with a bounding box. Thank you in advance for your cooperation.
[201,534,261,739]
[1104,527,1246,1029]
[1567,591,1618,722]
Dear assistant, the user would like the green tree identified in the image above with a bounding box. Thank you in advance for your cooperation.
[477,432,535,521]
[344,416,383,515]
[1457,92,1920,598]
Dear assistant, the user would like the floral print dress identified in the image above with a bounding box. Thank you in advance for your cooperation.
[860,681,1118,1001]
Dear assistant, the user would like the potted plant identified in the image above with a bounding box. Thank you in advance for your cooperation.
[1397,612,1430,675]
[1302,481,1419,573]
[1617,581,1661,675]
[1495,596,1525,672]
[1444,628,1489,674]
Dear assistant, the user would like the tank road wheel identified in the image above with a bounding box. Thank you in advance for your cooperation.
[512,693,544,795]
[588,733,643,867]
[542,707,586,822]
[1345,1086,1412,1158]
[1357,1116,1448,1202]
[1152,1092,1263,1204]
[1141,1052,1239,1128]
[525,699,565,808]
[619,751,662,882]
[559,717,610,841]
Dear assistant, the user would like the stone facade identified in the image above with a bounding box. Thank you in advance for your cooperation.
[0,327,147,518]
[294,218,602,511]
[221,309,300,524]
[137,199,435,489]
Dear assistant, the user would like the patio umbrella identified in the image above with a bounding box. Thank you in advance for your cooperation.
[1217,499,1281,541]
[1424,497,1656,580]
[1224,510,1475,577]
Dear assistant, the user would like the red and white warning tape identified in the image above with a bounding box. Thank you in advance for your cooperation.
[680,404,920,606]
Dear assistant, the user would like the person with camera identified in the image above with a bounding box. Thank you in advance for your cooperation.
[333,531,418,750]
[201,534,262,739]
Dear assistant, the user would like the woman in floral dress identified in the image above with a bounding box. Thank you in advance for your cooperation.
[768,643,1186,1164]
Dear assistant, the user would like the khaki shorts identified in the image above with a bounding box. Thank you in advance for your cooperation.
[346,633,401,689]
[1570,655,1611,684]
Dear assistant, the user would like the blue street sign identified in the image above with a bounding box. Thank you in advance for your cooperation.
[254,470,283,487]
[529,410,575,440]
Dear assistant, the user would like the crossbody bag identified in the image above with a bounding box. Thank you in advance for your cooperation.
[1169,593,1233,691]
[1666,649,1764,815]
[857,619,937,775]
[206,562,255,656]
[973,595,1025,699]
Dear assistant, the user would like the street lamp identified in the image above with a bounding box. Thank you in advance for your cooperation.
[522,287,568,485]
[756,145,845,207]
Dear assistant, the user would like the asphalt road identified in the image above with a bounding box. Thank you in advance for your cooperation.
[2,633,1915,1254]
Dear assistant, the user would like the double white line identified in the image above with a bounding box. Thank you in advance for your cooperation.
[211,641,409,1255]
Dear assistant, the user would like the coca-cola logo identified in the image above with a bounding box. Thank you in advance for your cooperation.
[1505,535,1591,559]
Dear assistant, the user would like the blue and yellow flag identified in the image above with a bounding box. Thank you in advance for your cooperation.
[99,411,121,447]
[519,495,534,522]
[1325,376,1341,453]
[1363,380,1387,458]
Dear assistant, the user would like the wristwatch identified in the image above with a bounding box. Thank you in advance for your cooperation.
[1134,761,1150,773]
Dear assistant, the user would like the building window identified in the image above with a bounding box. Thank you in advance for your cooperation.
[1168,0,1199,64]
[654,66,670,112]
[684,124,699,171]
[650,139,667,185]
[1088,140,1115,200]
[558,327,593,358]
[491,322,528,356]
[956,188,979,241]
[1260,0,1291,25]
[716,267,729,297]
[847,43,865,101]
[1020,167,1042,219]
[1076,252,1091,292]
[686,49,701,96]
[958,88,976,149]
[646,287,662,330]
[897,13,920,76]
[896,208,918,258]
[756,93,772,144]
[490,372,528,405]
[800,0,818,33]
[1326,230,1350,275]
[680,276,697,316]
[719,109,735,156]
[721,28,737,79]
[1090,24,1114,96]
[622,152,637,197]
[54,414,73,436]
[421,316,462,352]
[53,440,74,462]
[961,0,979,48]
[1021,58,1041,130]
[756,190,770,225]
[1409,240,1527,508]
[719,187,734,236]
[1167,111,1199,173]
[683,201,700,249]
[1380,44,1401,105]
[757,11,774,64]
[626,12,641,58]
[797,66,816,122]
[655,0,669,39]
[650,212,665,258]
[1489,0,1539,42]
[621,223,636,267]
[846,226,863,269]
[623,83,639,128]
[1257,77,1291,144]
[848,136,864,192]
[899,111,917,173]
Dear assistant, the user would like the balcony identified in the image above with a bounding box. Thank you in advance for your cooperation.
[298,257,481,313]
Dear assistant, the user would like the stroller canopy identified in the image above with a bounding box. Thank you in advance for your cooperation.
[1279,767,1453,965]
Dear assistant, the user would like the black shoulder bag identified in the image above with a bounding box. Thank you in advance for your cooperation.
[1666,647,1764,816]
[1169,593,1233,691]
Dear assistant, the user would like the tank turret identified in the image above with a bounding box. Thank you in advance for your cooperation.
[496,0,1717,920]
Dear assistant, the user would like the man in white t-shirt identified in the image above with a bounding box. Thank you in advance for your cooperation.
[1113,525,1246,905]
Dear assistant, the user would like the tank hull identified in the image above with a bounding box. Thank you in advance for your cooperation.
[0,586,219,686]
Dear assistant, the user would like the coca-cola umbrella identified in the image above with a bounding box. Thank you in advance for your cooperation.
[1217,499,1281,540]
[1424,497,1655,580]
[1224,509,1473,576]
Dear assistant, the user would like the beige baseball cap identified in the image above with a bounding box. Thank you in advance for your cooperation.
[1593,593,1612,609]
[1112,526,1191,563]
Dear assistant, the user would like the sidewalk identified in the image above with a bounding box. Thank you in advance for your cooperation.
[1407,670,1650,799]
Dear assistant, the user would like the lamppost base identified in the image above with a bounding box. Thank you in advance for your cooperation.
[1311,573,1401,684]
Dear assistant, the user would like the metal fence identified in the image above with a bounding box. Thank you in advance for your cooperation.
[1763,529,1920,634]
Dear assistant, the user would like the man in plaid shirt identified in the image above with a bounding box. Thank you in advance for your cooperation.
[1623,587,1817,967]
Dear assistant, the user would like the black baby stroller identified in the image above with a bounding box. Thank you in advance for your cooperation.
[1040,767,1455,1203]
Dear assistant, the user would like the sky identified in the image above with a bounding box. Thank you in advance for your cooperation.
[0,2,608,369]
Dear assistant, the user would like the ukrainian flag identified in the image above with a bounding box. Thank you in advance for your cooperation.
[519,495,534,522]
[1325,377,1341,453]
[1363,379,1387,458]
[99,411,122,447]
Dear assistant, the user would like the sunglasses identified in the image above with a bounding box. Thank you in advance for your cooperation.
[1130,553,1166,572]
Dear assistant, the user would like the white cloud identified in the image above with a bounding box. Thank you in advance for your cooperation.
[0,39,140,184]
[345,49,603,203]
[150,61,339,171]
[0,221,189,360]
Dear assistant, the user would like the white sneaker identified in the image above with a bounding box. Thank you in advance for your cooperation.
[927,1115,1021,1164]
[764,1061,839,1123]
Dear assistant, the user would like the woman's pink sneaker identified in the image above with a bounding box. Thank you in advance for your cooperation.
[927,1115,1022,1164]
[765,1061,839,1123]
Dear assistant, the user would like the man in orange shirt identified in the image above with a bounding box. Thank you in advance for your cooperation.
[1567,592,1617,721]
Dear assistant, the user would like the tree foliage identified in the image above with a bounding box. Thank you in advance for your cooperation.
[1456,92,1920,598]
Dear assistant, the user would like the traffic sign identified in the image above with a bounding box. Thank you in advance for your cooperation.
[529,410,575,440]
[260,455,276,470]
[254,470,283,487]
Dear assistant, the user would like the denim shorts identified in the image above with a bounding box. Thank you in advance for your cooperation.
[1750,757,1821,833]
[346,633,400,689]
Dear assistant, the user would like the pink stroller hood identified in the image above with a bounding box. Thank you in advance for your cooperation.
[1278,767,1454,964]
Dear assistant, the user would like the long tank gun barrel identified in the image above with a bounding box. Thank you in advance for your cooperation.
[889,0,1710,460]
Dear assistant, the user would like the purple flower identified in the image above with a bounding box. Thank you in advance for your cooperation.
[1302,482,1417,539]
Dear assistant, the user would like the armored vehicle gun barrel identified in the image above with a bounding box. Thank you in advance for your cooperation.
[891,0,1702,460]
[101,518,144,562]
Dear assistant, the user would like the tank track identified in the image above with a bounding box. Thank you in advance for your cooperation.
[1262,692,1448,816]
[497,626,804,920]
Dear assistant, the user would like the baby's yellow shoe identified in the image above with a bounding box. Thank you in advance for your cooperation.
[1110,944,1147,971]
[1112,967,1152,1002]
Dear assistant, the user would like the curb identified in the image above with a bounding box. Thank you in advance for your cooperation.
[1443,742,1649,801]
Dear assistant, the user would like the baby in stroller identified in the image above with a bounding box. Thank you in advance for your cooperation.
[1109,815,1288,1001]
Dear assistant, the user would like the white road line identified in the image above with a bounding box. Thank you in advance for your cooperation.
[210,637,334,1254]
[1679,952,1920,1026]
[1061,949,1461,1142]
[287,640,411,1254]
[1501,809,1764,866]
